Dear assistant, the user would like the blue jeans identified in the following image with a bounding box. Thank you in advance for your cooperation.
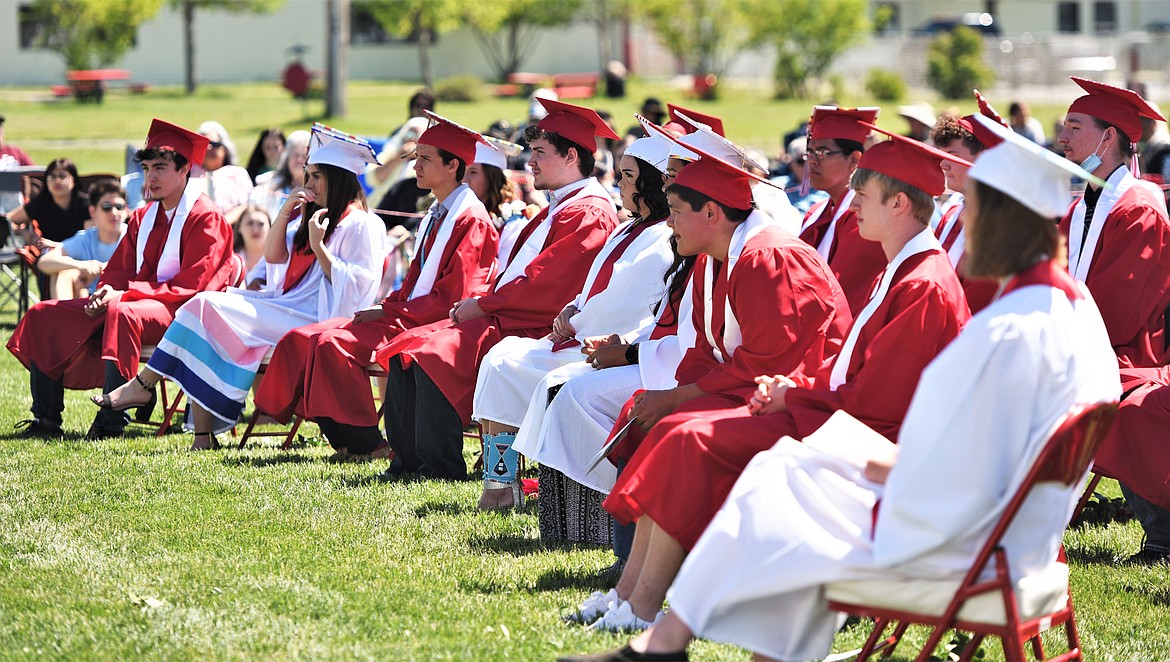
[612,458,635,562]
[1121,482,1170,553]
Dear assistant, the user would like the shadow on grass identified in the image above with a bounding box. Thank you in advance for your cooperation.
[1123,582,1170,606]
[224,452,318,468]
[414,500,470,517]
[457,565,609,594]
[467,532,606,557]
[1064,545,1122,565]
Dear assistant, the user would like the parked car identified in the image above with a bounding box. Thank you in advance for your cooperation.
[916,13,1001,37]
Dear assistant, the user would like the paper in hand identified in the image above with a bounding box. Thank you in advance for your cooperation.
[587,416,636,475]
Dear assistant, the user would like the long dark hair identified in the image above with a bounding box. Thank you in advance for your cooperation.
[246,128,285,183]
[625,156,668,222]
[479,163,511,219]
[963,180,1063,280]
[293,163,367,252]
[38,157,81,203]
[622,157,694,326]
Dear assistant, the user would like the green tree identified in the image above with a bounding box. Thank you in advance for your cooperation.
[464,0,583,81]
[26,0,165,71]
[744,0,868,99]
[361,0,466,89]
[927,25,996,99]
[634,0,753,78]
[170,0,286,95]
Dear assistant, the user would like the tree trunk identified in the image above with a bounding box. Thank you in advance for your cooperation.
[183,0,196,95]
[596,0,612,72]
[418,25,434,89]
[325,0,349,118]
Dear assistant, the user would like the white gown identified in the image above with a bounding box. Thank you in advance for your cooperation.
[667,275,1121,661]
[149,208,385,429]
[471,217,674,427]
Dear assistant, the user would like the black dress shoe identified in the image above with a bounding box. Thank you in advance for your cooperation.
[85,421,125,441]
[14,419,63,439]
[1123,548,1170,566]
[557,645,689,661]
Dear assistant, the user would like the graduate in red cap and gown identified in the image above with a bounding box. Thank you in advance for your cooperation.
[563,141,851,632]
[577,128,970,632]
[797,106,890,315]
[374,99,620,480]
[7,119,235,439]
[929,93,1007,313]
[252,112,499,455]
[1057,79,1170,564]
[1056,77,1170,370]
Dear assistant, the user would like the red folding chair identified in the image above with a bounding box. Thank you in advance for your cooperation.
[826,401,1119,662]
[129,345,186,437]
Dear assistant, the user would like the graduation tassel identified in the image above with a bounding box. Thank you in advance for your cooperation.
[799,158,812,196]
[1131,145,1141,178]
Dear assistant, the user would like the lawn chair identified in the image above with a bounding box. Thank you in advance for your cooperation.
[826,401,1119,662]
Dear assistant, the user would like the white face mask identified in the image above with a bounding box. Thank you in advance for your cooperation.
[1079,131,1108,174]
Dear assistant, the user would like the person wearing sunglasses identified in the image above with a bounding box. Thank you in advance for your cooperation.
[37,180,128,300]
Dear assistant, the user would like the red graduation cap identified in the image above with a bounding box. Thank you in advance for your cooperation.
[671,139,777,210]
[145,118,209,165]
[667,103,725,137]
[957,114,1004,149]
[1067,77,1165,143]
[418,110,492,165]
[974,89,1008,127]
[808,106,880,145]
[858,122,972,197]
[535,98,620,152]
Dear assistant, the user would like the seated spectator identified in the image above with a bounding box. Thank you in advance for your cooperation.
[7,157,90,247]
[94,124,385,451]
[37,180,128,300]
[0,115,33,167]
[244,128,285,184]
[1011,100,1047,144]
[250,130,310,222]
[6,119,236,439]
[194,120,253,217]
[559,116,1120,662]
[234,205,270,276]
[368,117,430,227]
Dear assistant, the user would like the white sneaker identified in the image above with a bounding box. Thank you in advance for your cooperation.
[562,588,619,625]
[587,600,663,633]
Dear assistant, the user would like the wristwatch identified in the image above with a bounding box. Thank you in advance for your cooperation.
[624,343,640,365]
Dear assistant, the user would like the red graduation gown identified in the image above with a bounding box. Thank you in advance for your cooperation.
[254,208,499,425]
[1095,366,1170,510]
[604,226,854,537]
[801,201,887,316]
[605,247,969,550]
[1059,186,1170,369]
[7,194,233,387]
[374,194,618,425]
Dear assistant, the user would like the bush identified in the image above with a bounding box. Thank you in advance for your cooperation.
[434,75,483,103]
[865,68,906,101]
[927,25,995,99]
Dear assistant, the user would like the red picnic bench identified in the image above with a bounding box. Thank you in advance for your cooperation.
[50,70,148,103]
[495,72,598,99]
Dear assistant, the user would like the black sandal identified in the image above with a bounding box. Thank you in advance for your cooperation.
[91,374,157,412]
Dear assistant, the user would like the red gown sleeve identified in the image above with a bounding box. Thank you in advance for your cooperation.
[477,201,616,331]
[120,202,235,306]
[785,268,969,441]
[693,241,850,398]
[382,212,499,327]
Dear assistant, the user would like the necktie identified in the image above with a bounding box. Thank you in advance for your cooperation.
[1080,205,1096,255]
[416,202,447,267]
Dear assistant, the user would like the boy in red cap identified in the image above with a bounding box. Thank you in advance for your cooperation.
[253,112,500,456]
[7,119,235,438]
[570,131,970,634]
[373,99,620,480]
[1058,80,1170,565]
[929,100,1006,314]
[561,143,852,632]
[798,106,890,315]
[1056,77,1170,370]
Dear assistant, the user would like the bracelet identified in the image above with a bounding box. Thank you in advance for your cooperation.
[624,343,640,365]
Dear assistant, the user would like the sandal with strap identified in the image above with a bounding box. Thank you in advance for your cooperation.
[91,374,157,412]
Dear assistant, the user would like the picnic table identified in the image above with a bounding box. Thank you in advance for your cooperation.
[50,70,147,103]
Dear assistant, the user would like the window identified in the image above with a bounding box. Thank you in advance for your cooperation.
[1057,2,1080,33]
[1093,2,1117,34]
[18,4,44,50]
[350,2,436,45]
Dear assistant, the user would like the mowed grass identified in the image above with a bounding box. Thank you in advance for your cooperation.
[0,79,1072,176]
[0,81,1166,659]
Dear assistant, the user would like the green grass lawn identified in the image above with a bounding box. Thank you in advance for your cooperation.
[0,81,1165,660]
[0,79,1072,176]
[0,292,1166,660]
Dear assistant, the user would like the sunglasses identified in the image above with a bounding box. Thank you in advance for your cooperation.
[100,202,126,211]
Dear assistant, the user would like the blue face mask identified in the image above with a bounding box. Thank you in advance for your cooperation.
[1080,133,1108,174]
